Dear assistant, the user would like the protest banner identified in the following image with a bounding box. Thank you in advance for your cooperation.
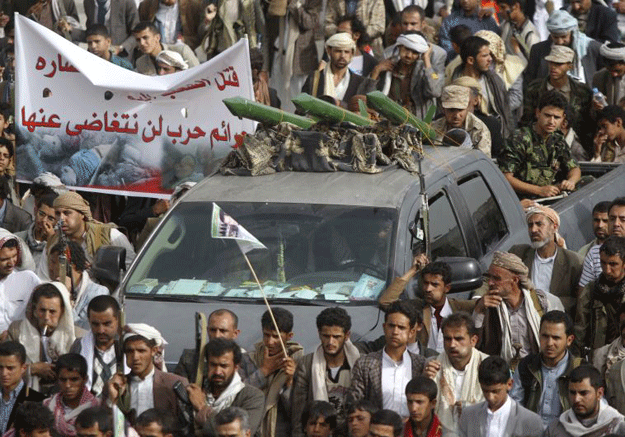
[14,15,256,197]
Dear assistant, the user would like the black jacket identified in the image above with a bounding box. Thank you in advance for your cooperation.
[579,2,620,43]
[6,384,45,432]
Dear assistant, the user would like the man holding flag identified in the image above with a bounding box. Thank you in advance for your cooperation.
[210,203,287,358]
[210,203,305,437]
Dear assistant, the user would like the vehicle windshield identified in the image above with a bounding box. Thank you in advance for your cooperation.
[124,202,397,303]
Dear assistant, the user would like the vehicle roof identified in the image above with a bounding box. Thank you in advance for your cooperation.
[185,147,482,208]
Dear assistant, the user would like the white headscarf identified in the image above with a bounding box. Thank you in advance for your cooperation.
[18,282,76,390]
[123,323,168,346]
[546,10,592,79]
[0,229,35,272]
[600,41,625,61]
[395,34,429,54]
[325,32,356,51]
[323,32,356,99]
[123,323,168,371]
[155,50,188,71]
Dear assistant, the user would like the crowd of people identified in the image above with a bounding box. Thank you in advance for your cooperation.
[0,144,618,437]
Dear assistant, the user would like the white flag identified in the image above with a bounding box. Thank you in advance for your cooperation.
[211,203,267,253]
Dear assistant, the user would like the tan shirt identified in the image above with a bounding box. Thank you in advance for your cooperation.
[431,112,492,157]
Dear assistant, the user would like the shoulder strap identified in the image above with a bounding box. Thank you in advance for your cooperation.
[529,290,544,317]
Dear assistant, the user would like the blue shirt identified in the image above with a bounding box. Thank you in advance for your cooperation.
[109,54,134,71]
[0,379,23,434]
[438,10,501,60]
[510,352,570,428]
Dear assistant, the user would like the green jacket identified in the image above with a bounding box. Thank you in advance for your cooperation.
[516,352,583,414]
[521,76,592,142]
[499,126,578,189]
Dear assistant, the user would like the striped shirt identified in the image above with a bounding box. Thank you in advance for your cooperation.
[578,244,602,289]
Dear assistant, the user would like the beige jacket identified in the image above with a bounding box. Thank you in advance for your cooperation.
[431,112,491,157]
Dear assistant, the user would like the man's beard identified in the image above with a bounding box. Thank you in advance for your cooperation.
[333,60,348,70]
[323,343,345,358]
[209,372,235,391]
[530,237,550,249]
[574,401,599,420]
[95,334,114,348]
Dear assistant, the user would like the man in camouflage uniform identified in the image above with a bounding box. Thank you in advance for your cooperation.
[431,85,492,157]
[500,89,581,198]
[522,45,592,147]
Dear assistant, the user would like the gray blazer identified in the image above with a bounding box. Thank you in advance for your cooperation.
[347,349,425,410]
[458,399,544,437]
[82,0,139,55]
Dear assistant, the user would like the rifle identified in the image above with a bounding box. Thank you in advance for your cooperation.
[55,219,75,300]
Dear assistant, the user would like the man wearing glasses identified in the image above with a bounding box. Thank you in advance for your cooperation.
[15,192,58,278]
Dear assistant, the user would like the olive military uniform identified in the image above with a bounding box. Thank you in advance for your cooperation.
[499,126,579,188]
[521,77,593,144]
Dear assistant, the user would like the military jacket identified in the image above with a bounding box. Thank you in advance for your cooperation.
[499,126,578,187]
[521,77,592,139]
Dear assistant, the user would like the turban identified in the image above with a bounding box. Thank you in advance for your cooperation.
[491,251,533,290]
[33,172,65,190]
[526,206,566,248]
[396,33,429,54]
[123,323,168,371]
[155,50,188,71]
[475,29,524,87]
[325,32,356,51]
[171,181,196,203]
[526,205,560,227]
[546,10,592,79]
[123,323,168,346]
[600,41,625,61]
[546,10,578,34]
[0,230,20,265]
[475,30,504,64]
[53,191,93,221]
[492,251,528,276]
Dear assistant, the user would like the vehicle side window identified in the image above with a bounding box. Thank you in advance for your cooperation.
[457,173,508,255]
[428,191,467,259]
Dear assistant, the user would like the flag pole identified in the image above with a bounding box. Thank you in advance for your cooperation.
[242,252,289,358]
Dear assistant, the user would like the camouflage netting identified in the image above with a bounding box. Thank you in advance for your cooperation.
[220,121,424,176]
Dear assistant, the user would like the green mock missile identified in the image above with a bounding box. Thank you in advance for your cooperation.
[366,91,436,140]
[222,96,315,129]
[292,93,374,127]
[424,104,437,124]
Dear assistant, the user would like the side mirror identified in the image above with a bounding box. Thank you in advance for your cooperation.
[92,246,126,293]
[436,256,482,293]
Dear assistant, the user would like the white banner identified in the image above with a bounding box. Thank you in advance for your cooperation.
[15,15,255,196]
